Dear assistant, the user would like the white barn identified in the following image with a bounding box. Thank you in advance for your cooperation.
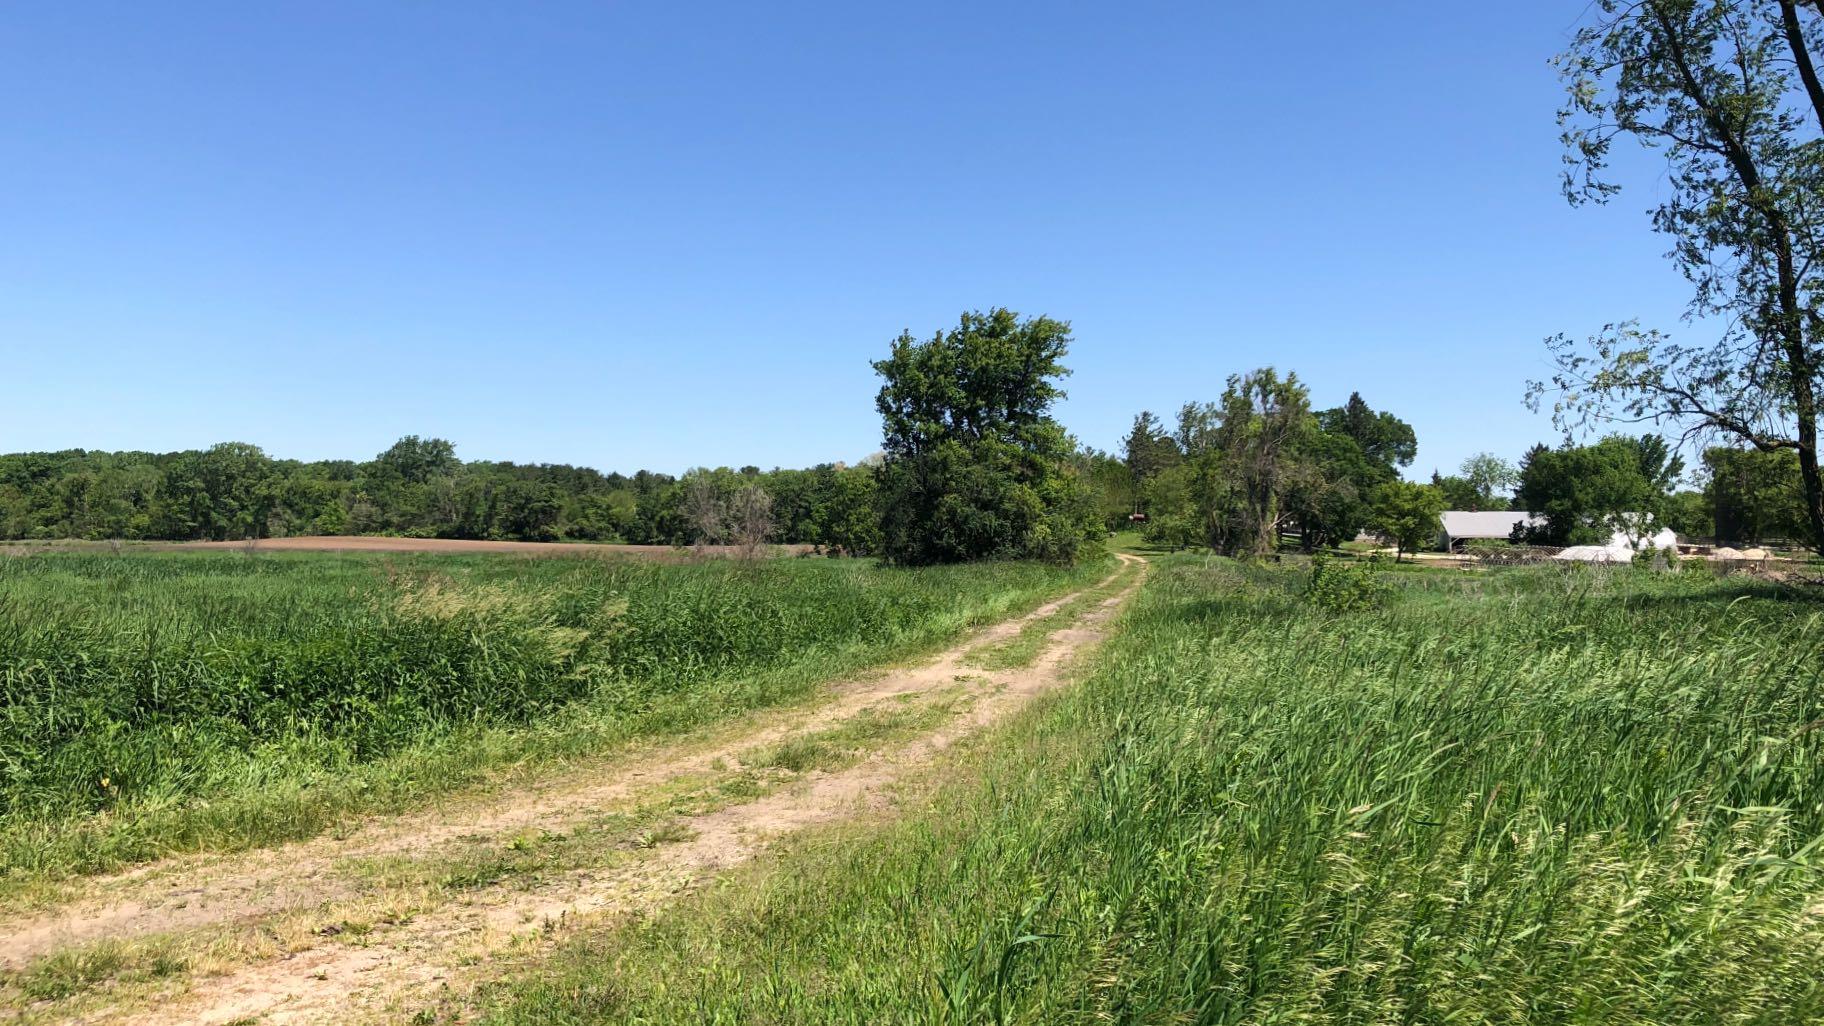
[1437,511,1539,551]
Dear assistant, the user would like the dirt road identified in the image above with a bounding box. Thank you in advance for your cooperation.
[0,554,1144,1024]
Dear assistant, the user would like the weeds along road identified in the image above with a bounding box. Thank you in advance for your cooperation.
[0,554,1145,1025]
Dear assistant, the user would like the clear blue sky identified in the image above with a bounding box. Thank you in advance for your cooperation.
[0,2,1694,479]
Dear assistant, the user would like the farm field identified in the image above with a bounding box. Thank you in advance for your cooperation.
[0,548,1108,883]
[471,557,1824,1024]
[0,549,1145,1023]
[7,552,1818,1023]
[15,0,1824,1022]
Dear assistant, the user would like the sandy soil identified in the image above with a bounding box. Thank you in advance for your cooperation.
[0,555,1144,1025]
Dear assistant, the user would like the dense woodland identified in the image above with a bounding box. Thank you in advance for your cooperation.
[1,314,1814,556]
[5,417,1810,554]
[0,439,883,552]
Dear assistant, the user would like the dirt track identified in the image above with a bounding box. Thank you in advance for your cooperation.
[0,554,1144,1025]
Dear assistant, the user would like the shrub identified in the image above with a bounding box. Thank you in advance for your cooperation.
[1306,552,1390,613]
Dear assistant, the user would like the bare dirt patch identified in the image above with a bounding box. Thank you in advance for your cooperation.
[0,556,1143,1025]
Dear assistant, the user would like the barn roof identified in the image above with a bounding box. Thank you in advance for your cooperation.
[1439,510,1537,539]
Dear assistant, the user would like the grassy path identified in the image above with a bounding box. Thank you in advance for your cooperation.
[461,557,1824,1025]
[0,555,1145,1024]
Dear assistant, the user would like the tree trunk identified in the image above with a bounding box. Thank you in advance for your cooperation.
[1658,2,1824,555]
[1797,403,1824,555]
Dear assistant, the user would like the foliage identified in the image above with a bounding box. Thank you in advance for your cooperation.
[1281,429,1375,549]
[1075,448,1138,532]
[0,442,883,553]
[1458,451,1516,501]
[1434,452,1517,511]
[1304,551,1390,612]
[1661,488,1713,541]
[1187,369,1316,558]
[1138,463,1199,551]
[1120,411,1181,492]
[479,559,1824,1025]
[1512,435,1677,545]
[1096,385,1418,557]
[1430,472,1483,512]
[872,309,1101,565]
[1287,393,1415,549]
[1704,445,1811,546]
[1532,0,1824,554]
[0,549,1104,876]
[1368,479,1445,560]
[1316,391,1417,470]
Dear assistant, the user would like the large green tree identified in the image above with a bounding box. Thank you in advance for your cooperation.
[1121,411,1181,491]
[1290,393,1417,549]
[1318,392,1417,470]
[1370,480,1446,562]
[871,309,1100,565]
[1193,369,1316,558]
[1704,445,1810,545]
[1534,0,1824,553]
[1140,462,1200,552]
[1078,447,1139,532]
[1282,430,1375,551]
[1444,452,1517,511]
[1513,436,1676,545]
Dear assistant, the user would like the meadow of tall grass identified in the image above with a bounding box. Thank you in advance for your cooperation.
[480,557,1824,1024]
[0,549,1105,878]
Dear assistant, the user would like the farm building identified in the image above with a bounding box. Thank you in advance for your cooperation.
[1437,510,1539,551]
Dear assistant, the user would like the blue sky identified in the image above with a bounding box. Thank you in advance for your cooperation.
[1,2,1694,479]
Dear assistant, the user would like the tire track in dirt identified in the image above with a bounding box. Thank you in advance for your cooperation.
[7,555,1144,1025]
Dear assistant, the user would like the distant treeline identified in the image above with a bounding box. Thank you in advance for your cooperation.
[0,436,883,551]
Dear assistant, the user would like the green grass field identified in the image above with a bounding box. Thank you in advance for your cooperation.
[0,549,1106,879]
[477,557,1824,1024]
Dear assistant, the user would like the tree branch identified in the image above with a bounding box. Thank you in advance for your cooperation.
[1780,0,1824,133]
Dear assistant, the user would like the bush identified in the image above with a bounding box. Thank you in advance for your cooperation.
[1306,552,1390,613]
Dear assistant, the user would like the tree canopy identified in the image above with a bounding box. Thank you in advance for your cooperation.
[0,440,881,552]
[1703,445,1810,545]
[1371,480,1446,561]
[872,309,1100,565]
[1512,435,1678,545]
[1120,377,1418,557]
[1121,412,1182,490]
[1534,0,1824,553]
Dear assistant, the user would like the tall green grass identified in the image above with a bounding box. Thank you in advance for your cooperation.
[0,550,1104,878]
[479,558,1824,1024]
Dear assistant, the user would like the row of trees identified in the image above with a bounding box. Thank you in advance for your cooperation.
[1512,434,1684,546]
[12,295,1807,563]
[0,437,883,552]
[0,307,1100,565]
[1098,375,1424,557]
[1081,370,1817,559]
[1510,434,1814,548]
[0,308,1100,565]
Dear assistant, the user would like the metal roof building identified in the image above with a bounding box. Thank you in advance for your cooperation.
[1438,510,1539,550]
